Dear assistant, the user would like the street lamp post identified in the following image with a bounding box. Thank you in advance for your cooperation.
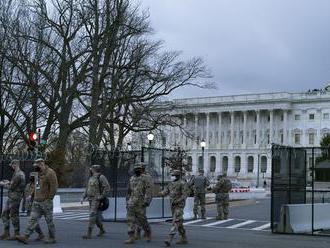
[147,132,154,167]
[200,139,206,171]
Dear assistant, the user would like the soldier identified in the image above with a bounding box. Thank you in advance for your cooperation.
[0,160,25,240]
[160,170,189,247]
[190,169,210,219]
[16,158,58,244]
[212,174,232,220]
[81,164,110,239]
[24,173,36,217]
[134,163,153,240]
[124,163,152,244]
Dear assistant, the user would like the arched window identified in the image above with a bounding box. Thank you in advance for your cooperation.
[248,156,254,173]
[261,156,267,173]
[235,156,241,172]
[222,156,228,174]
[210,156,216,172]
[198,156,203,170]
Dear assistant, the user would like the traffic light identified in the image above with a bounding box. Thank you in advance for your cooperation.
[29,132,38,149]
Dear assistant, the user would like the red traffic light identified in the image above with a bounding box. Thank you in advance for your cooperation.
[29,132,38,141]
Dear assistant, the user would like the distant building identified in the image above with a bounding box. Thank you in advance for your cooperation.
[134,84,330,184]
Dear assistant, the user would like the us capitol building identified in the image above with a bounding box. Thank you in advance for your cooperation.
[136,84,330,185]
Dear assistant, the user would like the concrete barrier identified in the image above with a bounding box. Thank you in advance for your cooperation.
[102,197,194,221]
[277,203,330,233]
[53,195,63,214]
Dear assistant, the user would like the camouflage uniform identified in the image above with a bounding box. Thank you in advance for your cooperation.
[24,181,35,216]
[160,171,189,246]
[190,172,210,218]
[83,173,110,238]
[212,176,232,220]
[23,165,58,242]
[135,171,153,239]
[125,168,152,243]
[1,170,25,237]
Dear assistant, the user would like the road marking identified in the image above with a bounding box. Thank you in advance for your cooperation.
[226,220,256,229]
[202,219,233,227]
[251,223,270,230]
[55,214,90,220]
[184,217,213,226]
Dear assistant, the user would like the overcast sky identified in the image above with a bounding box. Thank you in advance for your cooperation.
[140,0,330,99]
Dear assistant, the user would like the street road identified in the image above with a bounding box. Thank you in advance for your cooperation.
[1,198,330,248]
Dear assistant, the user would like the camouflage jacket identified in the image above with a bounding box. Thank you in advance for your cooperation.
[34,166,58,202]
[190,175,210,194]
[25,182,35,199]
[126,175,152,207]
[84,174,111,200]
[8,170,26,201]
[160,179,189,208]
[142,173,154,205]
[212,178,232,194]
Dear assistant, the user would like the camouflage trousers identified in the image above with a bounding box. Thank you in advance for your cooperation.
[126,205,150,235]
[193,193,206,216]
[216,193,229,219]
[135,207,147,233]
[25,200,55,238]
[26,198,33,216]
[88,199,103,230]
[1,197,21,234]
[169,206,185,237]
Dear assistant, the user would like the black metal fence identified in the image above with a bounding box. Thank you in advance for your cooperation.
[1,147,178,221]
[271,144,330,236]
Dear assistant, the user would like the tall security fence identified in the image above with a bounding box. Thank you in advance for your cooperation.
[1,147,183,221]
[271,145,330,236]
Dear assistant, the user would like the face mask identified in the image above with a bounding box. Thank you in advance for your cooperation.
[171,176,177,181]
[34,166,41,172]
[9,166,15,171]
[134,170,142,176]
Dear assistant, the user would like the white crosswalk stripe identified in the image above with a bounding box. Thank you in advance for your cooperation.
[184,218,271,232]
[53,210,90,221]
[226,220,256,229]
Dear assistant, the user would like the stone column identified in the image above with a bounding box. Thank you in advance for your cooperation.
[256,110,260,146]
[243,111,247,148]
[283,110,288,145]
[182,115,187,148]
[215,153,221,175]
[194,114,198,149]
[230,111,234,147]
[206,113,210,148]
[218,112,222,148]
[240,153,247,176]
[269,110,274,144]
[227,153,234,176]
[192,152,198,175]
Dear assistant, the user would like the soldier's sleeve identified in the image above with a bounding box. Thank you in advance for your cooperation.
[100,175,111,198]
[212,183,220,193]
[205,177,210,187]
[126,178,132,201]
[144,178,153,205]
[48,171,58,200]
[9,173,24,191]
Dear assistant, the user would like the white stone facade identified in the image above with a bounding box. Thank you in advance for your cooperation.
[159,86,330,183]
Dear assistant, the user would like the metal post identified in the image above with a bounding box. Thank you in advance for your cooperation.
[311,147,315,234]
[0,157,4,214]
[257,154,260,188]
[141,147,145,162]
[202,147,204,170]
[113,150,119,222]
[161,149,165,218]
